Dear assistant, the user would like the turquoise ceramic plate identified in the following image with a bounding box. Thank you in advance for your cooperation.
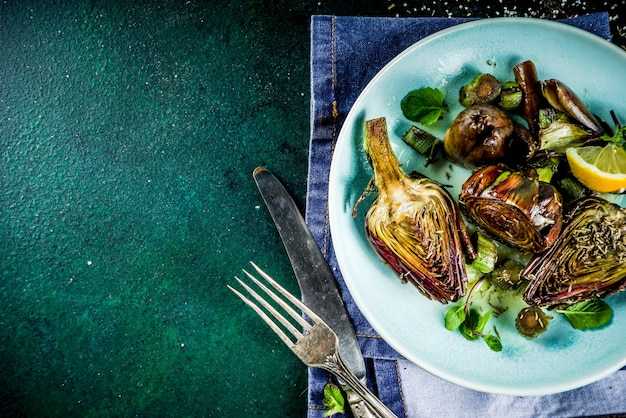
[329,18,626,396]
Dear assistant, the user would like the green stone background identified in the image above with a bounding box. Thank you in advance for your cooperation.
[1,0,624,416]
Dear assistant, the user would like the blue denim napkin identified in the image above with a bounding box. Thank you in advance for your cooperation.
[306,13,625,418]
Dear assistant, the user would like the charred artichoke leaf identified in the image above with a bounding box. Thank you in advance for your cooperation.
[363,117,474,303]
[459,165,563,253]
[523,196,626,308]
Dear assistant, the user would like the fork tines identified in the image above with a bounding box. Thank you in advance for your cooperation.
[228,262,318,348]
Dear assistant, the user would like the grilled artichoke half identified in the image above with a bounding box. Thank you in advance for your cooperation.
[363,117,474,303]
[523,196,626,308]
[459,164,563,253]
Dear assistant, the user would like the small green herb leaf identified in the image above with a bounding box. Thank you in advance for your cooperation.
[322,383,345,417]
[401,87,447,125]
[460,309,493,341]
[443,277,505,351]
[557,298,613,330]
[484,333,503,352]
[475,310,493,334]
[445,305,466,331]
[460,309,481,341]
[600,112,626,151]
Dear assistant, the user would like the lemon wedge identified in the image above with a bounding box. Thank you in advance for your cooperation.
[565,143,626,193]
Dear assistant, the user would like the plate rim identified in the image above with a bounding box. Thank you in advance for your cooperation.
[328,16,626,396]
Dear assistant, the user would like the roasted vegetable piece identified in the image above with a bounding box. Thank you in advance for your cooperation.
[489,259,524,291]
[539,120,593,152]
[363,117,475,303]
[523,196,626,308]
[540,79,605,135]
[515,306,551,338]
[513,60,542,134]
[401,125,442,166]
[538,108,569,129]
[498,81,523,111]
[470,231,498,274]
[459,164,563,253]
[509,123,537,165]
[443,104,515,168]
[459,73,501,107]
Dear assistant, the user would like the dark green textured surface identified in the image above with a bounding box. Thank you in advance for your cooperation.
[1,1,312,416]
[1,1,624,416]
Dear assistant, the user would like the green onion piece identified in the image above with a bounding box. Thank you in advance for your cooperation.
[499,81,523,110]
[539,121,592,152]
[401,125,442,166]
[470,231,498,274]
[538,108,569,129]
[557,176,587,201]
[535,167,554,183]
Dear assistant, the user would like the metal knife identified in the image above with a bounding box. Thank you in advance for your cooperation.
[253,167,384,417]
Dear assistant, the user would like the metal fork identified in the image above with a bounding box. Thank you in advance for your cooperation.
[228,262,397,418]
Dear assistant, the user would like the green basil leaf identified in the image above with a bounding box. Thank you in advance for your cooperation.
[460,309,481,341]
[401,87,447,125]
[560,298,613,330]
[484,334,503,352]
[445,305,466,331]
[474,310,492,335]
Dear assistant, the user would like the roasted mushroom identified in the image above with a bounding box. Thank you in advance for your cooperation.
[443,104,515,168]
[459,164,563,253]
[362,117,475,303]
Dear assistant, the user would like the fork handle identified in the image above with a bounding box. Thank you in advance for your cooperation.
[344,385,396,418]
[321,352,398,418]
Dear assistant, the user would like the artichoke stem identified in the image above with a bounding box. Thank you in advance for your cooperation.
[365,118,404,193]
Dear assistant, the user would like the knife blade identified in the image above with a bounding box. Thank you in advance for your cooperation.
[252,166,366,381]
